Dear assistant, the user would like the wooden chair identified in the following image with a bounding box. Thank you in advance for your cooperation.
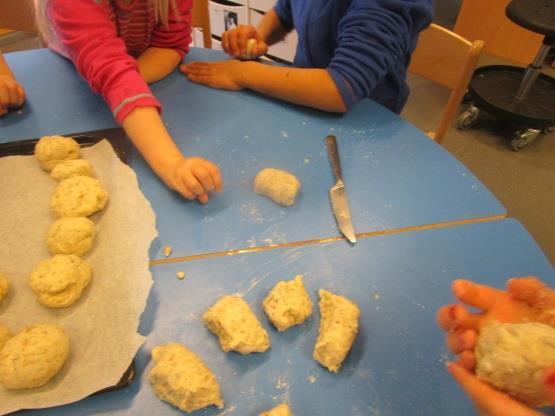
[0,0,36,33]
[408,23,484,144]
[191,0,211,48]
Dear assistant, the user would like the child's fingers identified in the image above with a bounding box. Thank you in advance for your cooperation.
[507,277,554,309]
[541,365,555,405]
[452,279,505,310]
[0,88,9,107]
[0,105,7,116]
[446,329,477,354]
[437,304,482,331]
[15,85,25,107]
[455,350,476,371]
[204,162,222,192]
[227,31,240,57]
[192,164,215,193]
[183,171,205,197]
[197,193,209,204]
[222,31,230,53]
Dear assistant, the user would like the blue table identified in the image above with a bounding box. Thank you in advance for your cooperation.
[20,219,555,416]
[1,48,506,259]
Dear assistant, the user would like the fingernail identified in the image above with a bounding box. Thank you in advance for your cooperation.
[449,305,458,320]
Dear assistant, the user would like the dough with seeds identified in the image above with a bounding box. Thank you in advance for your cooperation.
[260,403,293,416]
[29,254,92,308]
[263,275,312,331]
[34,135,80,171]
[476,322,555,407]
[50,159,94,181]
[51,176,108,217]
[149,343,223,413]
[46,217,96,256]
[204,295,270,354]
[254,168,300,206]
[0,273,9,304]
[313,289,360,372]
[0,324,69,389]
[0,324,12,351]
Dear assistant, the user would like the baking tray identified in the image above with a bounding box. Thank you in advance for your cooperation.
[0,128,131,163]
[0,127,137,400]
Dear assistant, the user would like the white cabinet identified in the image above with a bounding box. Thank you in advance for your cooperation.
[208,0,249,37]
[249,8,297,62]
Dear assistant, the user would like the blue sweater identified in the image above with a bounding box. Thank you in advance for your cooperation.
[274,0,433,114]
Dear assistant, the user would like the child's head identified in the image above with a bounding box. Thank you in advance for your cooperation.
[34,0,179,45]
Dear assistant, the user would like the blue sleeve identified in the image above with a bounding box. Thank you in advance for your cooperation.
[327,0,433,110]
[273,0,294,30]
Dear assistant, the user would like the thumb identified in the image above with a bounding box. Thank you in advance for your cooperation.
[508,277,555,325]
[540,365,555,405]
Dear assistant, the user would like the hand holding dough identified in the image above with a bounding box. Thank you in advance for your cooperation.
[254,168,300,206]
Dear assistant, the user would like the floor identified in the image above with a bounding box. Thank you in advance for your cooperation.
[2,31,554,265]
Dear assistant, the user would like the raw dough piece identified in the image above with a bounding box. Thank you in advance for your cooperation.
[29,254,92,308]
[253,168,300,206]
[260,403,293,416]
[203,295,270,354]
[0,272,9,304]
[0,324,12,351]
[313,289,360,372]
[51,176,108,217]
[476,322,555,407]
[239,38,257,60]
[263,275,313,331]
[50,159,94,181]
[34,135,80,171]
[0,324,69,389]
[148,343,223,413]
[46,217,96,256]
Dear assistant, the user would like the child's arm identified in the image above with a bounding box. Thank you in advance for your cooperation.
[122,106,222,203]
[137,47,182,84]
[0,52,25,116]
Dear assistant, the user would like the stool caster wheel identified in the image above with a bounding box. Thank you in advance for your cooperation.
[511,128,541,151]
[458,105,480,130]
[542,126,555,135]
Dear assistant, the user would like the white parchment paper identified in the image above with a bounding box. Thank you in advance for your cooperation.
[0,140,157,414]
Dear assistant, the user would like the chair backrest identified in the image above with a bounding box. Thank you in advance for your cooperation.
[408,23,484,144]
[191,0,211,48]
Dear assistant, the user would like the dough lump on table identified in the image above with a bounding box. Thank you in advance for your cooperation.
[253,168,300,206]
[29,254,92,308]
[51,176,108,217]
[313,289,360,373]
[50,159,94,181]
[46,217,96,256]
[0,324,12,351]
[148,343,223,413]
[259,403,293,416]
[476,321,555,407]
[34,135,80,171]
[203,295,270,354]
[0,272,10,304]
[263,275,313,331]
[0,324,69,390]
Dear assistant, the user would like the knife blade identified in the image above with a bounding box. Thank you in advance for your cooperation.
[325,135,356,244]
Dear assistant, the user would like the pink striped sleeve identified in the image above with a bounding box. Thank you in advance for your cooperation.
[150,0,193,59]
[48,0,161,123]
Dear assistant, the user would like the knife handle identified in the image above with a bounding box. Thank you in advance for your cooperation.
[325,135,343,181]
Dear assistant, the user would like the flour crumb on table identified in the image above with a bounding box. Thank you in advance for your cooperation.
[176,271,185,280]
[307,375,317,384]
[253,168,300,207]
[163,246,172,257]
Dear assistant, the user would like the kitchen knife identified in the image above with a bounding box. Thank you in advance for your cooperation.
[325,135,356,244]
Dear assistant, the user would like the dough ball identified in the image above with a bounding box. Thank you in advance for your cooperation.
[476,322,555,406]
[50,159,94,181]
[0,324,12,352]
[239,38,257,60]
[313,289,360,372]
[51,176,108,217]
[263,275,313,331]
[0,324,69,389]
[46,217,96,256]
[29,254,92,308]
[148,343,224,413]
[203,295,270,354]
[260,403,293,416]
[0,272,10,304]
[34,135,80,171]
[254,168,300,206]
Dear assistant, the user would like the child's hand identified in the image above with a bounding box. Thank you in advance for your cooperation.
[180,60,245,91]
[165,156,223,204]
[437,277,555,415]
[0,74,25,116]
[221,25,268,59]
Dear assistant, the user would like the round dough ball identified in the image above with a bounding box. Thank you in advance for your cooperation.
[253,168,301,206]
[46,217,96,256]
[0,324,12,352]
[50,159,94,181]
[29,255,92,308]
[0,273,9,304]
[34,135,80,171]
[476,322,555,407]
[51,176,108,217]
[0,324,69,389]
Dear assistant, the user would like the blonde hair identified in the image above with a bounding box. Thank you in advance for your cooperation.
[35,0,179,45]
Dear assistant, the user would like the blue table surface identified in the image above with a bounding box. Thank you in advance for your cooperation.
[1,48,506,259]
[20,219,554,416]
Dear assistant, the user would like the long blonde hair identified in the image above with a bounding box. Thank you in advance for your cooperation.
[35,0,179,45]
